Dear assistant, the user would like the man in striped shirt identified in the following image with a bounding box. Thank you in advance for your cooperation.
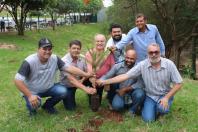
[97,43,183,122]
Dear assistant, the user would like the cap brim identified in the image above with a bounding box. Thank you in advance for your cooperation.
[40,44,52,48]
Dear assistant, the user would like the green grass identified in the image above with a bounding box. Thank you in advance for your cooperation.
[0,24,198,132]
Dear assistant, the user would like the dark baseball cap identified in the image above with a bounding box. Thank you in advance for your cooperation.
[38,38,53,48]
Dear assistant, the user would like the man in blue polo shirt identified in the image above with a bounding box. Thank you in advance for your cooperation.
[110,13,165,63]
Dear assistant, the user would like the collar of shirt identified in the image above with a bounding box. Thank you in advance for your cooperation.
[68,53,82,62]
[118,61,131,70]
[134,24,151,34]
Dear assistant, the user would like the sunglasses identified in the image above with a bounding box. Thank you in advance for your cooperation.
[42,46,52,51]
[148,50,159,55]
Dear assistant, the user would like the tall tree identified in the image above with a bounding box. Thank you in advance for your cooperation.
[45,0,59,30]
[150,0,198,68]
[0,0,5,12]
[2,0,47,35]
[57,0,80,24]
[106,0,147,32]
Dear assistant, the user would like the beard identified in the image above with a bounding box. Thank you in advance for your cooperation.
[112,35,122,42]
[149,56,161,64]
[125,61,135,68]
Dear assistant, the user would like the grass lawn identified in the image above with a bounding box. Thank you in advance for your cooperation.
[0,24,198,132]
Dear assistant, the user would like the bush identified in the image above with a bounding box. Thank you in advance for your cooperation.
[180,65,194,78]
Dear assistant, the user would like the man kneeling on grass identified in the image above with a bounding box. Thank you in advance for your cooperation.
[14,38,95,116]
[60,40,96,110]
[100,49,145,115]
[97,44,183,122]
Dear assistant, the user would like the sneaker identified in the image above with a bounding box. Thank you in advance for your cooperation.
[42,105,58,114]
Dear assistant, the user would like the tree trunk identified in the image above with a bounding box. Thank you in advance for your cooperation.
[17,27,24,35]
[176,47,182,70]
[17,18,25,36]
[50,13,55,31]
[192,37,197,80]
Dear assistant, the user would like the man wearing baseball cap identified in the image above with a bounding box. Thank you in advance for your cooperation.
[14,38,94,116]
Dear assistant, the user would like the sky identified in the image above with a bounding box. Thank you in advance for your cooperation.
[102,0,113,7]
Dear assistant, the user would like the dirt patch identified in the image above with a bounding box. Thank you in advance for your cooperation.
[97,108,123,123]
[81,108,123,132]
[82,117,103,132]
[0,43,18,50]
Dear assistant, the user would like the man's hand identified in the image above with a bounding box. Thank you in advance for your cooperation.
[28,95,40,109]
[85,87,97,95]
[96,79,105,86]
[107,45,117,53]
[89,77,96,88]
[117,88,128,96]
[117,87,132,96]
[85,71,95,78]
[159,97,169,110]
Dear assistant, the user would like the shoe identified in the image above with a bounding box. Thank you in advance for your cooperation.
[42,105,58,114]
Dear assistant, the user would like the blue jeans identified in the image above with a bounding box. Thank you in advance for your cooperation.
[112,88,145,113]
[24,83,67,114]
[141,96,174,122]
[107,83,119,104]
[63,87,76,110]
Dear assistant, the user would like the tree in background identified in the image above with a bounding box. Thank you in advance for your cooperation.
[80,0,102,23]
[106,0,136,32]
[150,0,198,68]
[2,0,47,35]
[57,0,80,24]
[45,0,59,30]
[0,0,5,13]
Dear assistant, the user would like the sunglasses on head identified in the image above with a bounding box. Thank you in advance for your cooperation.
[148,50,159,55]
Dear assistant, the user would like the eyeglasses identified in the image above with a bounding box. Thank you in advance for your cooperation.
[42,46,52,51]
[148,50,159,55]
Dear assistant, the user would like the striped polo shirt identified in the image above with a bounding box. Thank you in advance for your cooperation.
[126,57,183,102]
[60,53,87,87]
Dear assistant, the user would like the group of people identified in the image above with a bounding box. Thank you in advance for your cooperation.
[14,13,183,122]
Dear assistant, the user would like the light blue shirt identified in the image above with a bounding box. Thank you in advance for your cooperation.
[100,61,144,89]
[116,24,165,63]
